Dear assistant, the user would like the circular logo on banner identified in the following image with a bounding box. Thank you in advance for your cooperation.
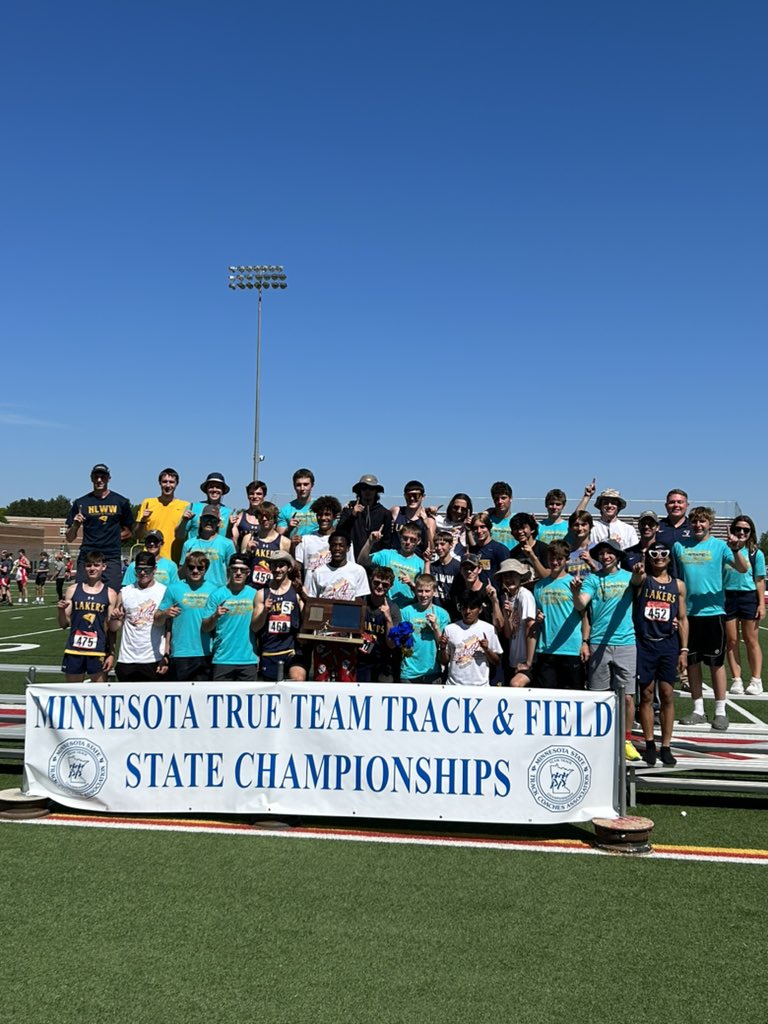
[48,739,108,799]
[527,745,592,813]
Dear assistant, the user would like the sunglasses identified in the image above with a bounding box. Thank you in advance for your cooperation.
[136,566,155,575]
[733,526,750,535]
[648,549,670,559]
[230,565,249,573]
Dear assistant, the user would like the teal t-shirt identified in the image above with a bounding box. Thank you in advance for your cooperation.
[534,575,583,656]
[277,499,317,537]
[581,569,636,646]
[724,547,764,593]
[673,537,734,616]
[160,580,214,658]
[180,535,236,590]
[371,549,423,608]
[489,513,513,549]
[399,603,450,679]
[537,519,569,546]
[123,556,179,589]
[204,586,258,665]
[184,501,233,539]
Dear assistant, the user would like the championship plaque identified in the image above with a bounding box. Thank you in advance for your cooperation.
[298,598,366,645]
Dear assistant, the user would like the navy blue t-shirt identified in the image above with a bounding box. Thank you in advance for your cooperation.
[68,490,133,562]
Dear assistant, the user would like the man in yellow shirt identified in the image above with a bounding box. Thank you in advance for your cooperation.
[135,468,188,563]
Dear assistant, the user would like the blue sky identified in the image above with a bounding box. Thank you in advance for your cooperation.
[2,1,765,522]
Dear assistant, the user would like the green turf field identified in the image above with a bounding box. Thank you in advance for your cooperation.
[2,592,768,1022]
[1,822,766,1024]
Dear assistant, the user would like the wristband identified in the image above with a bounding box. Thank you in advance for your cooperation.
[680,647,689,652]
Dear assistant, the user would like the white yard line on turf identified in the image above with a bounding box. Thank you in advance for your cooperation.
[0,628,61,641]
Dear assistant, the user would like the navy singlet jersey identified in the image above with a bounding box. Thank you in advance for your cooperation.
[634,575,680,642]
[64,582,110,658]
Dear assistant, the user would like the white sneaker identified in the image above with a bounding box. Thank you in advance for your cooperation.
[730,679,744,695]
[745,680,764,696]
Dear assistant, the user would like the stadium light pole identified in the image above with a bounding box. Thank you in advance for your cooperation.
[227,265,288,481]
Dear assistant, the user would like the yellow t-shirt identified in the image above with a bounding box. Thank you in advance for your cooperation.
[138,497,188,562]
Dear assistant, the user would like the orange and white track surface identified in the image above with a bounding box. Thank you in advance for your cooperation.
[4,812,768,866]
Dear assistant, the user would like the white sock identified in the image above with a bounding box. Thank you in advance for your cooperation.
[715,700,726,717]
[750,677,762,684]
[693,698,705,715]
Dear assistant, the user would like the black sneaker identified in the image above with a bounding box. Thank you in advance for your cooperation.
[660,746,677,766]
[642,741,657,767]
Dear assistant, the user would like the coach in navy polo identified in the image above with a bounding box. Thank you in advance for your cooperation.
[65,464,134,590]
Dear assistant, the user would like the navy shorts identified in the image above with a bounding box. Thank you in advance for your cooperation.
[636,640,679,687]
[725,590,759,622]
[62,653,108,677]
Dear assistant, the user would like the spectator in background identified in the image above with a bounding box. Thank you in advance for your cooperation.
[51,551,68,601]
[66,464,134,590]
[14,549,31,604]
[34,551,50,604]
[135,468,188,562]
[0,550,12,605]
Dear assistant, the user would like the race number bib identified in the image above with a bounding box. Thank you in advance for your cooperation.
[72,630,98,650]
[644,601,670,622]
[268,615,291,634]
[251,566,272,586]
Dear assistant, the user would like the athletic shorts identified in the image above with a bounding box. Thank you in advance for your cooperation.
[725,590,759,622]
[169,656,212,681]
[115,661,165,682]
[636,640,679,687]
[61,653,108,677]
[212,664,258,681]
[534,654,585,690]
[259,650,305,681]
[35,574,47,586]
[588,644,637,695]
[687,615,725,667]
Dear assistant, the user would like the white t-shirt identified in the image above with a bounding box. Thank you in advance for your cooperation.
[589,518,639,550]
[444,620,502,687]
[296,533,356,574]
[503,586,536,667]
[119,582,167,663]
[305,562,370,601]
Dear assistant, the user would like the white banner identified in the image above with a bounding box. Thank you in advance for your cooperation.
[24,682,619,823]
